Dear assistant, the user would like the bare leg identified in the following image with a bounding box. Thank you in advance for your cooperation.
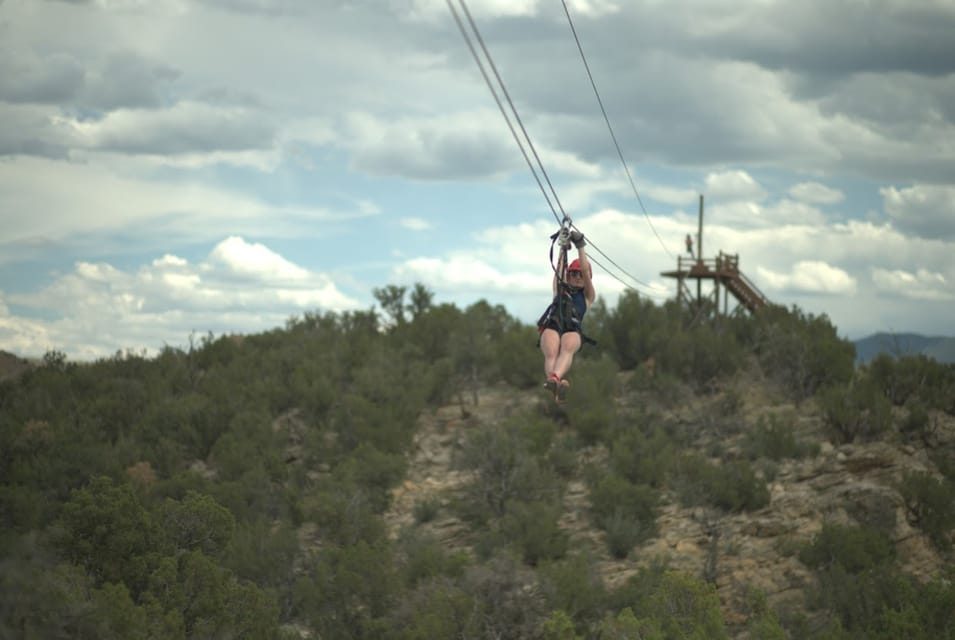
[540,328,561,378]
[553,332,582,380]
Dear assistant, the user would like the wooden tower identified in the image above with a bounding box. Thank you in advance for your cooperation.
[660,195,770,317]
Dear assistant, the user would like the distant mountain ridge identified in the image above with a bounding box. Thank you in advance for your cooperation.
[854,332,955,364]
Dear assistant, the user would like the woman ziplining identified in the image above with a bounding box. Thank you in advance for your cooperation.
[537,226,596,402]
[448,0,661,405]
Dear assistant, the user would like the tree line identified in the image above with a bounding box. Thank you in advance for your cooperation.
[1,284,953,638]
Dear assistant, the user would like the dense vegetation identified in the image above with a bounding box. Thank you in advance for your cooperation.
[1,285,953,639]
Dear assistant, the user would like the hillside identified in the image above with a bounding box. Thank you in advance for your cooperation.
[0,349,33,381]
[2,294,954,639]
[384,372,954,636]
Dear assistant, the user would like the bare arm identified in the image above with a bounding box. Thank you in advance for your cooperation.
[578,246,595,308]
[553,250,566,297]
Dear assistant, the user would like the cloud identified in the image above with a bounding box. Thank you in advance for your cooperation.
[881,184,955,241]
[407,0,543,21]
[872,268,953,301]
[0,104,74,158]
[79,52,181,111]
[343,110,520,180]
[0,51,85,104]
[68,101,276,155]
[0,292,54,358]
[757,260,857,295]
[401,217,432,231]
[789,181,844,205]
[0,156,370,246]
[705,170,768,202]
[6,236,362,358]
[207,236,310,283]
[395,255,542,295]
[708,198,826,229]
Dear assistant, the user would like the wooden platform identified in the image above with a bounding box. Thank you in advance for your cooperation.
[661,252,769,314]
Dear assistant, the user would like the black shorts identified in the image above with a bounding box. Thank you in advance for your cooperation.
[539,318,580,336]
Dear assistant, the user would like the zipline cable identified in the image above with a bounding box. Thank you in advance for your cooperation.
[449,0,664,297]
[561,0,675,260]
[585,252,668,300]
[446,0,563,226]
[576,231,668,294]
[447,0,571,228]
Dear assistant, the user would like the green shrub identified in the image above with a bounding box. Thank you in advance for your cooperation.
[602,507,651,559]
[749,305,855,403]
[658,325,744,392]
[455,424,559,523]
[798,522,895,574]
[608,567,728,639]
[412,495,441,524]
[595,290,663,370]
[501,500,569,566]
[515,412,558,457]
[649,571,729,639]
[868,353,955,411]
[538,554,608,630]
[744,413,819,461]
[396,532,468,587]
[597,607,664,640]
[306,484,386,546]
[818,376,893,444]
[671,455,770,512]
[899,471,955,551]
[899,399,937,444]
[566,356,620,445]
[548,432,580,479]
[609,425,675,488]
[587,472,659,546]
[540,609,582,640]
[742,588,788,640]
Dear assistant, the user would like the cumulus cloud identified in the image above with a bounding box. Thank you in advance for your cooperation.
[401,217,432,231]
[395,255,542,295]
[207,236,309,283]
[881,184,955,241]
[343,110,520,180]
[872,268,953,301]
[757,260,857,295]
[708,198,826,229]
[789,181,844,205]
[0,292,54,358]
[67,101,276,155]
[705,170,768,202]
[0,156,373,246]
[5,237,362,358]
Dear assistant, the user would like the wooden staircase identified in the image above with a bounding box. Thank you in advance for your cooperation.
[661,252,769,314]
[720,263,768,313]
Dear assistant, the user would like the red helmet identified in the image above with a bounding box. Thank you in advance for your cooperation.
[567,259,591,277]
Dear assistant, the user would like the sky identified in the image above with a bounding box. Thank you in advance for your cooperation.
[1,0,954,361]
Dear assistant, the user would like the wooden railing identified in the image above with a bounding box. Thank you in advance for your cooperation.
[667,251,769,313]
